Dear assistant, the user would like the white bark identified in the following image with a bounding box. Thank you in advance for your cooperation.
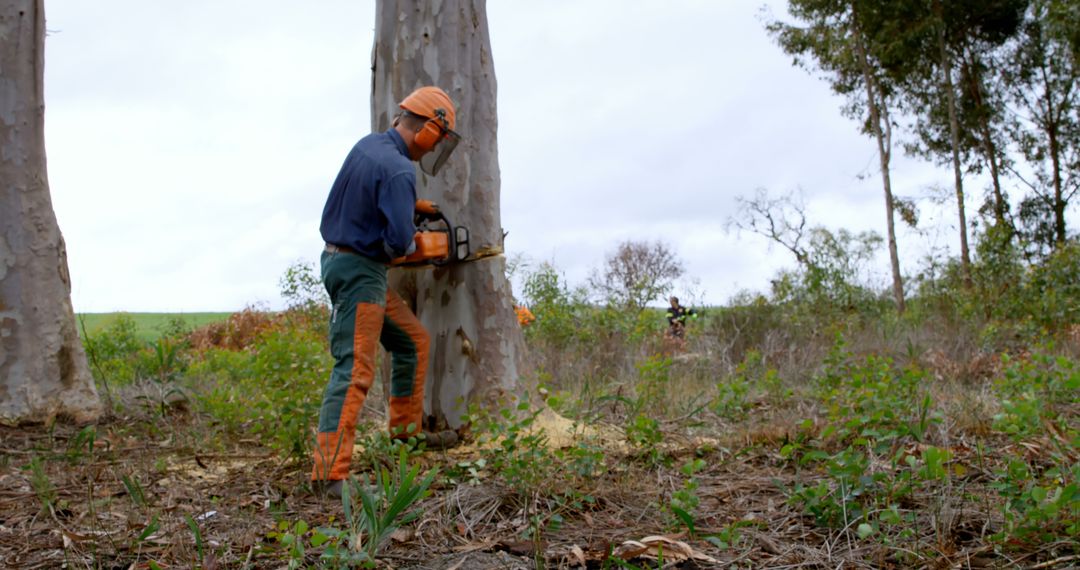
[372,0,525,428]
[0,0,102,425]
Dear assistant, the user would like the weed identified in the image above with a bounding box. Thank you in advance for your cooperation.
[815,336,938,449]
[184,514,205,566]
[66,425,98,463]
[705,520,751,550]
[25,456,56,513]
[189,325,329,462]
[353,424,424,473]
[82,313,144,386]
[344,446,437,559]
[991,457,1080,545]
[557,438,607,483]
[713,374,750,420]
[992,350,1079,440]
[133,515,161,551]
[144,336,181,383]
[467,399,558,494]
[121,474,148,508]
[626,414,665,466]
[595,355,675,466]
[669,457,706,537]
[445,457,487,486]
[635,355,673,416]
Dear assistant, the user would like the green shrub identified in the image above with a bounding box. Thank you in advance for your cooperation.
[992,350,1080,440]
[521,262,592,348]
[82,314,145,385]
[465,399,558,496]
[769,228,886,318]
[815,336,938,448]
[992,457,1080,546]
[188,323,330,461]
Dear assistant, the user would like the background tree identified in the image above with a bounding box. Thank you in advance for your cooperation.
[371,0,525,429]
[768,0,907,312]
[1004,0,1079,250]
[955,0,1028,231]
[588,240,684,311]
[728,187,811,266]
[891,0,1027,275]
[730,188,881,311]
[0,0,102,425]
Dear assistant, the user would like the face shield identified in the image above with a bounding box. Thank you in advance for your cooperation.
[419,129,461,176]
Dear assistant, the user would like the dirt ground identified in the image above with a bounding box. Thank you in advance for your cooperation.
[0,404,1074,569]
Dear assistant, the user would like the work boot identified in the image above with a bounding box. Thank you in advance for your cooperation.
[420,429,459,450]
[312,479,344,499]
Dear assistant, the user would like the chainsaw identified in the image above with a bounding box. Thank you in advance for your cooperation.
[394,200,471,267]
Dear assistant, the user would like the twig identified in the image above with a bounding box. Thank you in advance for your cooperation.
[1028,554,1080,569]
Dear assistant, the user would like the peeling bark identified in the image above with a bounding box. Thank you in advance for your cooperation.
[372,0,524,428]
[0,0,102,425]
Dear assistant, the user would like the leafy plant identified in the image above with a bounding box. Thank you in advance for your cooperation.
[82,314,145,386]
[344,447,437,559]
[991,457,1080,545]
[815,336,938,449]
[184,514,205,566]
[66,425,98,463]
[670,457,706,537]
[705,521,751,550]
[25,456,56,513]
[992,350,1079,440]
[121,474,148,508]
[190,325,329,461]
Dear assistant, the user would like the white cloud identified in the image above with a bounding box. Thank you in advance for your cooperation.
[43,0,977,311]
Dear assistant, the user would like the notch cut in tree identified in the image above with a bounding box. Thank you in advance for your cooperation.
[371,0,525,429]
[0,0,103,425]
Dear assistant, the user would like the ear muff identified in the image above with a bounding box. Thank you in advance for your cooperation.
[414,119,444,152]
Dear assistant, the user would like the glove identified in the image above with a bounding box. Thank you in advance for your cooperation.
[389,233,421,266]
[415,199,440,214]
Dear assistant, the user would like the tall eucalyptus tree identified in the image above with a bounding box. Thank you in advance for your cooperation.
[0,0,102,425]
[371,0,525,428]
[768,0,907,311]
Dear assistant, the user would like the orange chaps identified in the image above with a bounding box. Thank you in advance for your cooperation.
[312,251,429,482]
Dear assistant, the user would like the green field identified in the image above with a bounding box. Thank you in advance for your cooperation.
[76,312,232,341]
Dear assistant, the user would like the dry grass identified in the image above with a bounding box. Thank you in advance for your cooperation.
[2,312,1076,568]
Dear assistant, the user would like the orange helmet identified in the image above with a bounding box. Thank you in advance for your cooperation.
[399,86,456,132]
[399,87,460,175]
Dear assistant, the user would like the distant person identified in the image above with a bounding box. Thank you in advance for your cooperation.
[313,86,462,498]
[665,296,697,339]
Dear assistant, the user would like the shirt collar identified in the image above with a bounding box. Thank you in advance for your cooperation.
[386,128,410,158]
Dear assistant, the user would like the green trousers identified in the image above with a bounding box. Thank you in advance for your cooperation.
[311,250,429,481]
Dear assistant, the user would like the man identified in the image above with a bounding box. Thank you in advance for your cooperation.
[665,296,697,339]
[313,86,461,498]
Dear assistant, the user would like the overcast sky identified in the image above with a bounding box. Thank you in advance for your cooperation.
[44,1,986,312]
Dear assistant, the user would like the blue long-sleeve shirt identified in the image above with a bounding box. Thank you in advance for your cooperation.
[320,129,417,262]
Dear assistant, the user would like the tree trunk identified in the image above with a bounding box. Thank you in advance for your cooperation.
[936,4,971,284]
[961,51,1008,230]
[852,23,905,313]
[0,0,103,425]
[1049,124,1066,245]
[1040,64,1067,246]
[371,0,525,429]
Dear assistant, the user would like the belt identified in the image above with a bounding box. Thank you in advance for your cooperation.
[324,243,360,255]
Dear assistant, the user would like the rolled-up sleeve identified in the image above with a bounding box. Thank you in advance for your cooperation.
[378,171,418,258]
